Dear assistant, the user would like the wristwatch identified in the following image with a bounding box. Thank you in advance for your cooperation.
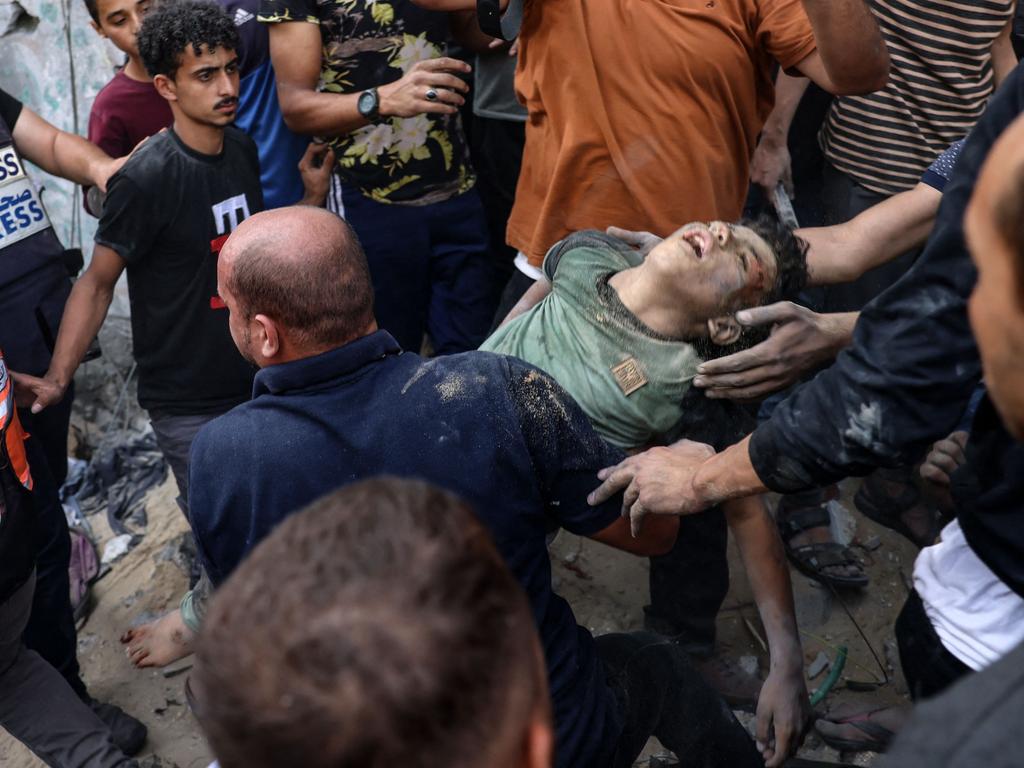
[357,88,381,122]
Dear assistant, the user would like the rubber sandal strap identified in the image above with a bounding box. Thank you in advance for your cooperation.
[779,506,832,540]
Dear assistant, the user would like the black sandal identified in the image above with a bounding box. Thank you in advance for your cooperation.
[777,505,869,589]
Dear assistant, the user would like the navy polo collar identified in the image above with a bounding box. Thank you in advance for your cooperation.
[252,330,403,397]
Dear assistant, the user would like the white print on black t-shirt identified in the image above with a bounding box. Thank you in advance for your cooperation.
[212,194,251,236]
[209,193,253,309]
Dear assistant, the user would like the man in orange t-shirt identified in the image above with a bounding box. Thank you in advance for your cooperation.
[417,0,888,289]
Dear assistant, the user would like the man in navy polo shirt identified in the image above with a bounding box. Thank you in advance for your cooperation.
[187,206,776,768]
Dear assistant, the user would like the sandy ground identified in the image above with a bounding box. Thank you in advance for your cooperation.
[0,475,917,767]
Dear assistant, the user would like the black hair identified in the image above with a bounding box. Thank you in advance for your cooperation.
[742,213,809,305]
[137,0,239,79]
[695,214,809,360]
[84,0,100,24]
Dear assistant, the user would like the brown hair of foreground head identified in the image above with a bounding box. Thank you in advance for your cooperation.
[192,476,550,768]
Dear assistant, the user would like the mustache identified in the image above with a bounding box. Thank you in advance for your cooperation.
[214,97,238,110]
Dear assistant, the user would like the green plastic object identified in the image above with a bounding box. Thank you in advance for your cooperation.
[809,645,848,707]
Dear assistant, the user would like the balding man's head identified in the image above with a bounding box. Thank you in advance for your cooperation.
[218,207,375,364]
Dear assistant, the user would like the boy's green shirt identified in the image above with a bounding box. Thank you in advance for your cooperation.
[482,232,702,450]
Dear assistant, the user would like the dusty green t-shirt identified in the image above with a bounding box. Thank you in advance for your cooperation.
[481,232,702,450]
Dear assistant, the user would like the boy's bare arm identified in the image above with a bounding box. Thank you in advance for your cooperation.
[724,495,807,767]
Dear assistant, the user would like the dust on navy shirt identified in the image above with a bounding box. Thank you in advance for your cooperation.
[96,126,260,415]
[189,332,626,768]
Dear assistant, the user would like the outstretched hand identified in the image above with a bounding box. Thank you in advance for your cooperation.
[588,439,716,536]
[693,302,855,400]
[756,667,810,767]
[10,371,65,414]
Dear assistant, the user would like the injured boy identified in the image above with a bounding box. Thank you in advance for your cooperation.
[482,218,808,449]
[483,218,812,765]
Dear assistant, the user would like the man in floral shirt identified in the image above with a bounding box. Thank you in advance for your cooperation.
[260,0,493,354]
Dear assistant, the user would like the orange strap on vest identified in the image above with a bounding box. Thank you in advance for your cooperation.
[0,353,33,491]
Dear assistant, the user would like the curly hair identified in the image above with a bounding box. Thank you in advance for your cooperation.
[742,213,809,305]
[137,0,239,78]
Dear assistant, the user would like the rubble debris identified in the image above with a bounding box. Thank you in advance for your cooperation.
[807,651,831,680]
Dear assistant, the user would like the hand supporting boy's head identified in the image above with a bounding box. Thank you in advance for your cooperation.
[620,214,807,354]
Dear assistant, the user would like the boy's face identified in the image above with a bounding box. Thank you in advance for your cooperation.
[92,0,152,58]
[646,221,778,319]
[157,45,240,127]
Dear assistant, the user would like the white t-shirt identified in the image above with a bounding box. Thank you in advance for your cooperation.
[915,519,1024,671]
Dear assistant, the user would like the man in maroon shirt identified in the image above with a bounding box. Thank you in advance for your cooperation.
[84,0,171,214]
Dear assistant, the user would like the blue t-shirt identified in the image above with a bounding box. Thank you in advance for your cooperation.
[189,331,626,767]
[219,0,307,208]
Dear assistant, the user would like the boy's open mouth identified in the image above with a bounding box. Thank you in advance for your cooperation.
[682,230,710,260]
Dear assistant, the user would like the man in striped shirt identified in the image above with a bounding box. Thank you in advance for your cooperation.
[819,0,1017,311]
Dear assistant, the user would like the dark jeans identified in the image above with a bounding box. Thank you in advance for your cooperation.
[148,409,224,516]
[0,571,132,768]
[819,162,920,313]
[895,589,972,701]
[18,395,86,699]
[645,511,729,651]
[597,632,763,768]
[468,115,526,312]
[333,186,494,355]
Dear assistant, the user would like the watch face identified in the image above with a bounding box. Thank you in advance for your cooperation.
[358,90,377,117]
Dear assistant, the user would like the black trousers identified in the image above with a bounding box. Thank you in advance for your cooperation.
[646,511,730,651]
[468,115,526,318]
[895,589,972,701]
[597,632,763,768]
[19,391,86,699]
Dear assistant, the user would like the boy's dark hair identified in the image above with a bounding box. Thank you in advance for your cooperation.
[193,477,548,768]
[137,0,238,79]
[743,213,809,305]
[84,0,100,24]
[696,214,809,360]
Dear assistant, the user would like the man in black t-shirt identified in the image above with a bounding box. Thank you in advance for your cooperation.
[19,1,328,513]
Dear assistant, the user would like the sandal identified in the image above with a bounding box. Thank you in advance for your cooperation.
[854,471,939,548]
[777,505,869,589]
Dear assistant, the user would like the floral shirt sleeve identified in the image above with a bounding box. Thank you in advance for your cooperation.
[259,0,474,205]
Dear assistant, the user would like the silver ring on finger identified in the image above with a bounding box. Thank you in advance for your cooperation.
[425,88,439,102]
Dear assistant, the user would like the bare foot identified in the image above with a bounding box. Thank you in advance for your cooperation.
[120,609,195,668]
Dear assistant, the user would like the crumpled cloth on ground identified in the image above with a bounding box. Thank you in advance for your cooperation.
[62,431,168,538]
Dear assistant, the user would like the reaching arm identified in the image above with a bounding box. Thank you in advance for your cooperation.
[750,74,809,197]
[11,105,123,193]
[14,245,125,413]
[791,0,889,95]
[725,495,807,767]
[268,21,469,137]
[800,182,942,286]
